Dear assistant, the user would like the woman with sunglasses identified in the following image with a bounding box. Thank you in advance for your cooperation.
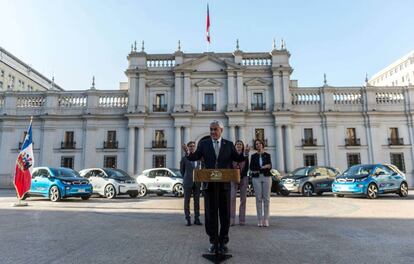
[249,139,272,227]
[230,140,249,226]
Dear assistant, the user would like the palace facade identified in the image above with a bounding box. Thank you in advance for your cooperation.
[1,43,413,187]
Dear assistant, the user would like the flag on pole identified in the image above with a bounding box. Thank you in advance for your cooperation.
[14,118,34,199]
[206,4,211,44]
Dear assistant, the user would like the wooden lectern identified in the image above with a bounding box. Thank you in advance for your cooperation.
[193,169,240,183]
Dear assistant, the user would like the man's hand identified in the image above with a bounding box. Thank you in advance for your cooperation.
[244,144,250,155]
[182,144,189,155]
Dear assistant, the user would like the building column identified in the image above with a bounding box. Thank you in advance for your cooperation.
[183,73,191,108]
[228,125,236,143]
[137,74,146,112]
[136,127,145,174]
[128,76,137,112]
[236,72,244,107]
[174,72,182,108]
[238,126,245,143]
[275,125,285,173]
[184,127,191,145]
[285,125,294,172]
[272,72,282,110]
[174,126,181,168]
[127,127,135,175]
[227,72,235,109]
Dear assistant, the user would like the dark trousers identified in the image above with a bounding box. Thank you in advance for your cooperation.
[204,183,230,245]
[184,183,201,220]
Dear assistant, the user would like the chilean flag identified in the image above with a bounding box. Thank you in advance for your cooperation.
[206,4,211,43]
[14,119,34,199]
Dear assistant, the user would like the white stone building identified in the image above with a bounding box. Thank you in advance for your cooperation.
[369,50,414,86]
[0,46,64,92]
[1,43,413,188]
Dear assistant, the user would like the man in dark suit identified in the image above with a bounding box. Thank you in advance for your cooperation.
[183,120,249,254]
[180,141,202,226]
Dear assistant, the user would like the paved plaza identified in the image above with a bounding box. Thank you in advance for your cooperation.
[0,190,413,264]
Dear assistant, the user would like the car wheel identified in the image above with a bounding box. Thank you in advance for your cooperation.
[316,191,323,196]
[281,190,290,196]
[398,182,408,197]
[104,184,116,199]
[302,183,314,197]
[156,193,164,196]
[138,184,147,197]
[129,192,139,198]
[173,183,184,197]
[367,183,378,199]
[49,186,61,202]
[246,184,254,197]
[335,194,344,198]
[81,195,91,200]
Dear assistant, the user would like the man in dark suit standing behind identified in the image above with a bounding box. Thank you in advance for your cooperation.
[180,141,202,226]
[183,120,249,254]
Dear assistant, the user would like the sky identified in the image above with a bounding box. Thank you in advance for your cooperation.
[1,0,414,90]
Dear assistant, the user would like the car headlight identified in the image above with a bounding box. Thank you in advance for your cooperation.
[61,180,72,185]
[295,180,301,183]
[355,177,368,182]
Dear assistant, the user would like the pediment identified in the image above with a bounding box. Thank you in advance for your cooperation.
[195,78,223,87]
[175,53,243,71]
[244,78,272,86]
[146,79,173,87]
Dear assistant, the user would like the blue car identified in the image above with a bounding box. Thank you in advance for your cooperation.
[332,164,409,199]
[23,167,93,202]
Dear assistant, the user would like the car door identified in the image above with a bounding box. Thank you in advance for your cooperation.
[93,169,107,193]
[311,167,330,192]
[155,169,170,191]
[379,165,394,191]
[372,166,389,192]
[36,168,52,195]
[145,170,158,191]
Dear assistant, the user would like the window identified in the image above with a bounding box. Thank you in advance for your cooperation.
[62,131,75,149]
[0,70,4,77]
[304,154,317,166]
[153,155,166,168]
[104,130,118,148]
[61,156,74,169]
[345,128,359,145]
[154,94,167,112]
[202,93,215,111]
[254,128,266,146]
[388,128,402,145]
[104,156,117,168]
[303,128,316,146]
[347,153,361,167]
[390,153,405,172]
[252,92,265,110]
[153,130,166,148]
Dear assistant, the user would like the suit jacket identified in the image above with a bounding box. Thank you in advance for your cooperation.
[180,156,201,189]
[186,138,247,190]
[249,152,272,177]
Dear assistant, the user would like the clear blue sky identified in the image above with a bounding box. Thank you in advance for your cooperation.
[1,0,413,90]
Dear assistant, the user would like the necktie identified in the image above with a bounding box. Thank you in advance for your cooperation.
[214,140,220,158]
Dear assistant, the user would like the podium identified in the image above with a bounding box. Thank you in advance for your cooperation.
[193,169,240,263]
[193,169,240,183]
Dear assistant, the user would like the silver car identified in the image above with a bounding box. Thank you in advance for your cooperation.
[135,168,184,197]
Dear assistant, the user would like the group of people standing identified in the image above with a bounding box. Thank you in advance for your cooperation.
[181,120,273,254]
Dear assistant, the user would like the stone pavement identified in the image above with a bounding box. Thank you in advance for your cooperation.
[0,189,413,264]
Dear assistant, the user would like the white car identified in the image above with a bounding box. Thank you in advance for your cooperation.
[79,168,139,199]
[136,168,184,197]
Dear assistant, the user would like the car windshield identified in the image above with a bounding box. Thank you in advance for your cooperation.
[170,169,182,178]
[289,168,311,177]
[50,168,80,178]
[342,165,375,177]
[104,169,130,178]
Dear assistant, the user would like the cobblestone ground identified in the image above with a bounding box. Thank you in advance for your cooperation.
[0,189,413,264]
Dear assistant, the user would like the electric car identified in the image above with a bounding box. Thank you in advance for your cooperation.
[332,164,408,199]
[23,167,93,202]
[135,168,184,197]
[79,168,139,199]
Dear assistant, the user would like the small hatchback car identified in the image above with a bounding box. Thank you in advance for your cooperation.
[280,166,340,196]
[332,164,409,199]
[135,168,184,197]
[79,168,139,199]
[23,167,93,202]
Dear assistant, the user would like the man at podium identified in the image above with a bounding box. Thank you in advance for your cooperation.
[183,120,249,254]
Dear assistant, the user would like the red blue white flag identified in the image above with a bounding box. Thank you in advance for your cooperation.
[206,4,211,44]
[14,119,34,199]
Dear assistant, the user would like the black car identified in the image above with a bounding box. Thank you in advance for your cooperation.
[280,166,340,196]
[246,170,289,197]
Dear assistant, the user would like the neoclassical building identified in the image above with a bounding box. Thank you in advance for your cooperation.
[1,42,413,188]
